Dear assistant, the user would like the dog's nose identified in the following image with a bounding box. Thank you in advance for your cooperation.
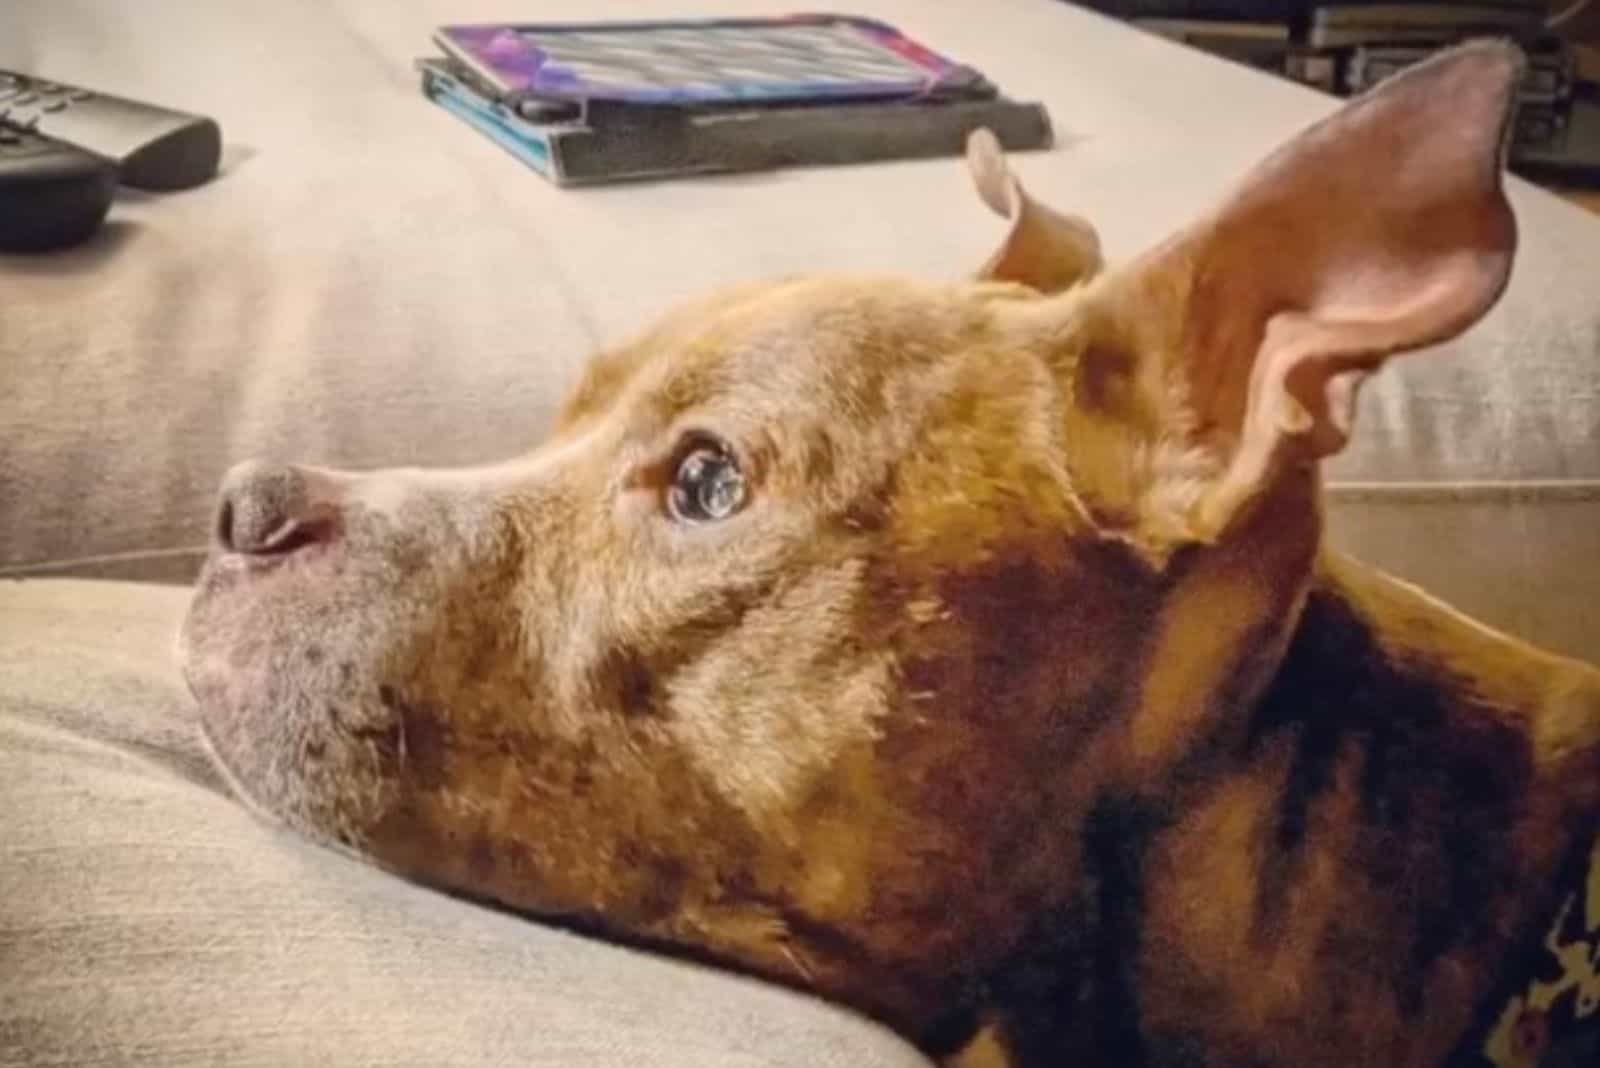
[215,460,335,556]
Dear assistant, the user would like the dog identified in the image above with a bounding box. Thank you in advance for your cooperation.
[180,41,1600,1068]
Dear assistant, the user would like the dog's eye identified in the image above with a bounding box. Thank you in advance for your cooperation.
[669,439,745,523]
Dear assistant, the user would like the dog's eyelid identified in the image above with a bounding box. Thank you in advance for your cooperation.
[674,426,736,460]
[661,422,763,482]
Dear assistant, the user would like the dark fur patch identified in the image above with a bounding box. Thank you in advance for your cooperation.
[1083,793,1163,1062]
[596,645,658,718]
[977,793,1167,1066]
[1245,587,1532,1014]
[376,684,451,791]
[467,832,497,882]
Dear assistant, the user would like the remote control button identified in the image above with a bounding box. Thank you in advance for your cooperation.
[13,92,36,105]
[41,100,65,113]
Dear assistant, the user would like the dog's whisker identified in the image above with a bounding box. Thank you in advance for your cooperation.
[780,942,815,985]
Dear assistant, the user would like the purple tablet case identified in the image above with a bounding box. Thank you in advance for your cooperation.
[432,14,993,107]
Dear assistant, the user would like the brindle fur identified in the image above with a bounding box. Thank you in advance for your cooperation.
[180,43,1600,1068]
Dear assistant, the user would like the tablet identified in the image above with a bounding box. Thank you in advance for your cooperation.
[417,55,1053,186]
[431,14,992,107]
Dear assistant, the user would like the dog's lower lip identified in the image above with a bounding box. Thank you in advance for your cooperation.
[221,551,291,575]
[257,517,332,555]
[212,537,336,577]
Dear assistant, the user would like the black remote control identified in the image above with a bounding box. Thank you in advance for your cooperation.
[0,123,116,252]
[0,71,220,191]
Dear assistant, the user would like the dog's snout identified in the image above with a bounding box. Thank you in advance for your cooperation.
[215,460,335,556]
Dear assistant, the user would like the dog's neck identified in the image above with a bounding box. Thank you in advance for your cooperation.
[973,550,1600,1068]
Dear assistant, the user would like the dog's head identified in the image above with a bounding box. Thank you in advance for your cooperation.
[181,44,1519,1040]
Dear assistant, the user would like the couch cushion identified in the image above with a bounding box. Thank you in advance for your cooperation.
[1325,483,1600,663]
[2,0,1597,578]
[0,578,930,1068]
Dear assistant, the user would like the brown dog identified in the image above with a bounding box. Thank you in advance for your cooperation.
[180,42,1600,1068]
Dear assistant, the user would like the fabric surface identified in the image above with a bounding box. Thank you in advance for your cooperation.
[2,0,1598,581]
[1325,483,1600,663]
[0,578,931,1068]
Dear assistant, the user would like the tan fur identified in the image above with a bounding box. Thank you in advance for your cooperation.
[180,43,1600,1067]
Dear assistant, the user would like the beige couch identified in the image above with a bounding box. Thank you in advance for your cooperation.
[3,1,1598,1064]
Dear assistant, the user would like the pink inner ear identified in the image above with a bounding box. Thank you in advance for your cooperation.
[1134,42,1523,538]
[1280,245,1512,440]
[1230,48,1517,427]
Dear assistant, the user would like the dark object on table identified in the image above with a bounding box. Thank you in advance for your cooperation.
[0,70,220,191]
[1514,82,1600,185]
[0,123,115,252]
[1095,0,1584,167]
[1306,2,1548,48]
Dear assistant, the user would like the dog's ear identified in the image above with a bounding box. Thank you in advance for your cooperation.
[968,128,1103,292]
[1092,42,1520,542]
